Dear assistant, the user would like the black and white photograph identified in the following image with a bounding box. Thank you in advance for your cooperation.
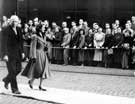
[0,0,135,104]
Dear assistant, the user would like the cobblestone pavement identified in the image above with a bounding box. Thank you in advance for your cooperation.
[1,62,135,104]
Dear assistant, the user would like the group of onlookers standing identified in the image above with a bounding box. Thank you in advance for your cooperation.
[1,15,135,69]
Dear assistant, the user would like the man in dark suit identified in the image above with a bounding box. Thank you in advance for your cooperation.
[2,15,25,94]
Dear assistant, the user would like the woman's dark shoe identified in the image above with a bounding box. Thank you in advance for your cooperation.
[39,86,46,91]
[28,80,33,89]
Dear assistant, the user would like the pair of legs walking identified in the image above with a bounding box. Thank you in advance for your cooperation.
[28,78,46,91]
[3,59,21,94]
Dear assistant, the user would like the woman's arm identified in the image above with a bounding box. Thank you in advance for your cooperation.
[37,35,47,46]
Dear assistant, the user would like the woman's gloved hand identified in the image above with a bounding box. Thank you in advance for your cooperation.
[32,58,36,63]
[44,46,48,51]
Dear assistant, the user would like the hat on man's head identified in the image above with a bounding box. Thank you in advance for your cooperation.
[10,15,19,23]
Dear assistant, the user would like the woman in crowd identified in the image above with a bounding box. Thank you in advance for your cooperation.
[93,27,105,66]
[22,24,51,91]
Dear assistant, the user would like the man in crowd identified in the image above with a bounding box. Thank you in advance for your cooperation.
[61,28,71,65]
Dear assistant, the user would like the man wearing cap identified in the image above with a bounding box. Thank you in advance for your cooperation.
[2,15,25,94]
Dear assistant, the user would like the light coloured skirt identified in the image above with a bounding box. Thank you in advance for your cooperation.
[93,49,103,61]
[22,49,51,79]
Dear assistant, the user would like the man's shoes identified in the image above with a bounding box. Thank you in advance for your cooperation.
[2,78,9,89]
[12,90,21,94]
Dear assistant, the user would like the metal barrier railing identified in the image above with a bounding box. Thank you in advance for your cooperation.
[24,44,125,49]
[24,44,109,50]
[23,44,127,68]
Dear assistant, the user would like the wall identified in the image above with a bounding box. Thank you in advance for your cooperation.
[2,0,135,25]
[2,0,17,18]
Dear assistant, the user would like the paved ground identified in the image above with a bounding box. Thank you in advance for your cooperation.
[1,61,135,104]
[1,83,135,104]
[1,61,135,76]
[0,94,54,104]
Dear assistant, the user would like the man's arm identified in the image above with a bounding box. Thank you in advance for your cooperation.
[2,27,9,61]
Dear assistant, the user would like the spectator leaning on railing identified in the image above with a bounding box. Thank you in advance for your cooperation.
[61,28,71,65]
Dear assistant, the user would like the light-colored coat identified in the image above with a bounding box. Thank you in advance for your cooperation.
[93,32,105,61]
[61,33,71,48]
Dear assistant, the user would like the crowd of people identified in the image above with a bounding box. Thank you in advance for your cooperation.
[1,15,135,69]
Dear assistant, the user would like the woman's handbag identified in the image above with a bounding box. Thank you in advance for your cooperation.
[44,46,48,51]
[21,58,36,78]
